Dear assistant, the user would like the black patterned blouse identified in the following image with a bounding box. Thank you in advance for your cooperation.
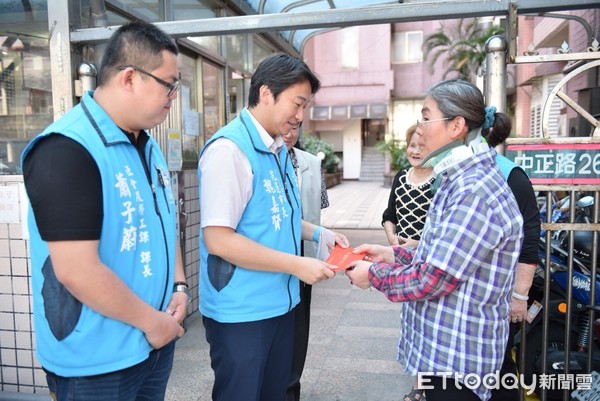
[381,168,434,240]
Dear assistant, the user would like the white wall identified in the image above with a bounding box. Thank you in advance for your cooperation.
[342,120,362,179]
[319,131,344,152]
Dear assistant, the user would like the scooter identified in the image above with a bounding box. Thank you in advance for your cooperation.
[518,195,600,400]
[539,194,571,239]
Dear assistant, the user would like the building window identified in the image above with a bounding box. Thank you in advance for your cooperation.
[311,106,330,120]
[253,38,274,71]
[172,0,217,21]
[530,74,563,137]
[341,27,359,70]
[391,99,422,142]
[106,0,163,22]
[392,31,423,63]
[530,105,542,138]
[226,34,245,72]
[202,61,224,142]
[0,32,52,175]
[180,53,201,168]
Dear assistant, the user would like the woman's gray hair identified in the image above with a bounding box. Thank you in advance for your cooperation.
[426,79,512,145]
[425,79,485,132]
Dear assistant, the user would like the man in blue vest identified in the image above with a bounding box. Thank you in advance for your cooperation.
[22,21,186,401]
[199,54,348,401]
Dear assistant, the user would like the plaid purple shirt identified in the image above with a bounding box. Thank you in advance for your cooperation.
[369,148,523,401]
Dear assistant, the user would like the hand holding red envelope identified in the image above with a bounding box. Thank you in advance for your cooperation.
[325,245,367,271]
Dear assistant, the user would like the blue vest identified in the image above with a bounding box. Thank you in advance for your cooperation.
[21,91,177,376]
[496,153,520,180]
[198,108,301,323]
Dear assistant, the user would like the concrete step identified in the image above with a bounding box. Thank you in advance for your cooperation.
[361,160,385,165]
[362,163,384,168]
[359,147,385,182]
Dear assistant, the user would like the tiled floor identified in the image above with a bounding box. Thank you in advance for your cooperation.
[166,180,413,401]
[320,180,391,230]
[166,229,413,401]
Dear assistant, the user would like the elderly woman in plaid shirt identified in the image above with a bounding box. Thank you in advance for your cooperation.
[347,79,523,401]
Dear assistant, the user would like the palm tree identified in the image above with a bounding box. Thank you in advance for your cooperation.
[423,18,506,82]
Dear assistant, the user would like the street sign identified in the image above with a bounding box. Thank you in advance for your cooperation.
[505,144,600,184]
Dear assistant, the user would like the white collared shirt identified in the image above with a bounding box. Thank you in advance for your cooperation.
[199,109,282,229]
[246,110,285,155]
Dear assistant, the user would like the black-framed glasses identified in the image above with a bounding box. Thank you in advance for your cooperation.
[416,117,451,128]
[118,65,181,97]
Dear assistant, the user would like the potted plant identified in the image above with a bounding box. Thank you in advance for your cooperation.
[302,135,341,188]
[375,138,410,188]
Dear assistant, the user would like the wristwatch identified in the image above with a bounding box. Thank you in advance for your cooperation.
[173,281,192,304]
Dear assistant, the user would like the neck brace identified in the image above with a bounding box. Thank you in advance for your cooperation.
[420,128,489,175]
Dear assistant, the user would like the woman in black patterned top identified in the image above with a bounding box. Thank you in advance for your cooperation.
[382,124,434,246]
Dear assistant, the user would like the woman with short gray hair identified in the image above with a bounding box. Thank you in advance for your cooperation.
[347,79,523,401]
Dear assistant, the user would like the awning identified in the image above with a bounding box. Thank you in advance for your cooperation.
[69,1,598,55]
[241,0,401,52]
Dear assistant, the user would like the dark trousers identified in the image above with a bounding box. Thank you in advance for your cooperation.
[489,322,521,401]
[203,310,295,401]
[45,340,176,401]
[286,282,312,401]
[423,376,481,401]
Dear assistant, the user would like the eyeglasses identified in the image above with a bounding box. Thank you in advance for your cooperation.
[416,117,451,128]
[118,65,181,97]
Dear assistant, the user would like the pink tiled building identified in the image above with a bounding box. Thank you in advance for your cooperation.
[303,10,600,181]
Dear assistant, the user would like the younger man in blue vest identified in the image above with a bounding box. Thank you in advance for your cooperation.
[22,21,186,401]
[199,54,348,401]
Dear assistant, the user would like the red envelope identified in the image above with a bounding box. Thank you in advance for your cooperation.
[325,245,366,271]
